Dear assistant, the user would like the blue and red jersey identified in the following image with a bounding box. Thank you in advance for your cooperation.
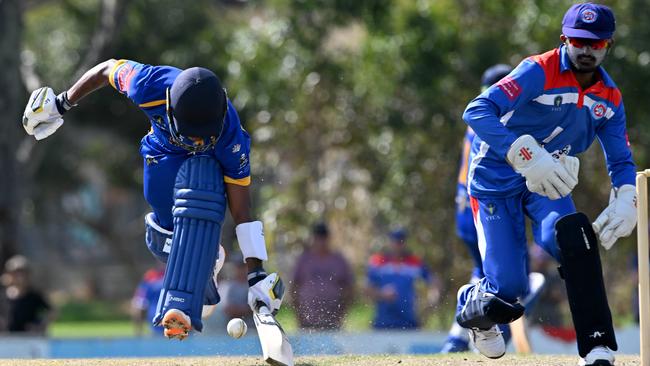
[366,252,431,329]
[463,45,635,197]
[132,268,165,335]
[108,60,251,186]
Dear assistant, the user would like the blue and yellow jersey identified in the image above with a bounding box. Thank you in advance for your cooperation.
[109,59,251,186]
[463,45,635,197]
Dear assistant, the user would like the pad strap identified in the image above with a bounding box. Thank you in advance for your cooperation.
[236,221,268,261]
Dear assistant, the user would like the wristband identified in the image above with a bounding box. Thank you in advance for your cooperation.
[55,91,76,115]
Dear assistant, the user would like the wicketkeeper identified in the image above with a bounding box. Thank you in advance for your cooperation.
[456,3,636,366]
[21,59,284,341]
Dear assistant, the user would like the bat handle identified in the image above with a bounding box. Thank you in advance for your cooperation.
[257,303,272,315]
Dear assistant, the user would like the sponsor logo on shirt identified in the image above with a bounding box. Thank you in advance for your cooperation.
[496,76,522,101]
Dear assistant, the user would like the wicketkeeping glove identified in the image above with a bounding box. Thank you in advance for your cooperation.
[593,184,637,250]
[507,135,578,200]
[22,87,73,140]
[248,272,285,314]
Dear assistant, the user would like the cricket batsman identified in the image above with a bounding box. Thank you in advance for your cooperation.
[21,60,285,342]
[456,3,636,366]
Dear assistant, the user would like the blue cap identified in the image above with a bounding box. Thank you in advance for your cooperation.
[168,67,227,138]
[562,3,615,40]
[389,228,407,242]
[481,64,513,88]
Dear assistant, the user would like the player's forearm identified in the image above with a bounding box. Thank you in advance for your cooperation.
[66,59,117,104]
[462,98,518,158]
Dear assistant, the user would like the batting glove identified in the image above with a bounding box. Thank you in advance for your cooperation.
[507,135,577,200]
[593,184,637,250]
[22,87,73,140]
[247,272,285,314]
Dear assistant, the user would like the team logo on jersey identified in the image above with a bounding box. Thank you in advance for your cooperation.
[591,102,607,119]
[554,96,563,107]
[581,9,597,23]
[486,203,497,215]
[232,144,241,153]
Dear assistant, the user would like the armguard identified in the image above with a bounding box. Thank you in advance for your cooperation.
[236,221,268,261]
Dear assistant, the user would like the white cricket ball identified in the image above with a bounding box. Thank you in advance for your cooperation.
[227,318,247,338]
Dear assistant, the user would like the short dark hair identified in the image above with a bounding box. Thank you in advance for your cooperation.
[312,222,329,237]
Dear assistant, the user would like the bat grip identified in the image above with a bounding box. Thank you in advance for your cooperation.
[257,303,271,315]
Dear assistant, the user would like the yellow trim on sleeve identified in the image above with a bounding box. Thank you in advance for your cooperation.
[108,59,128,90]
[138,99,166,108]
[224,176,251,186]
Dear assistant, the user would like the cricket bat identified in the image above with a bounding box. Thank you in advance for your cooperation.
[254,306,294,366]
[510,316,531,354]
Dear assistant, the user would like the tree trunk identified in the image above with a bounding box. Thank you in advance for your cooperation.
[0,0,24,266]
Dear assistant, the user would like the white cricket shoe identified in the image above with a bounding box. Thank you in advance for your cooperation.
[578,346,615,366]
[469,325,506,359]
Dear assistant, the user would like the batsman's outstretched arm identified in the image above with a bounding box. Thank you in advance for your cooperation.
[22,59,117,140]
[66,59,117,104]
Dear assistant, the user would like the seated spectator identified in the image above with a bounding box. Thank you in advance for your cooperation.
[131,262,165,336]
[291,222,354,330]
[1,255,53,334]
[365,229,434,330]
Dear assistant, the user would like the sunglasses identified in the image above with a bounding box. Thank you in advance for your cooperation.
[567,37,610,50]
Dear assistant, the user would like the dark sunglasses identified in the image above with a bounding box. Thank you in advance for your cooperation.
[567,37,610,50]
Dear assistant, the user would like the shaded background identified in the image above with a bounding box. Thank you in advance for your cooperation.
[0,0,648,333]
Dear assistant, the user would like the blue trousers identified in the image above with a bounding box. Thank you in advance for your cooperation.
[140,134,192,230]
[460,190,575,306]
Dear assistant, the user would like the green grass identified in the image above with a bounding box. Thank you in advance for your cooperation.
[49,321,135,338]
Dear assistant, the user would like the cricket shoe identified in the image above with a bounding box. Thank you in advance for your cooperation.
[162,309,191,340]
[469,325,506,359]
[578,346,615,366]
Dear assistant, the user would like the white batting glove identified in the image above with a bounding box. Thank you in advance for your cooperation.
[507,135,577,200]
[593,184,637,250]
[248,272,284,315]
[22,87,69,140]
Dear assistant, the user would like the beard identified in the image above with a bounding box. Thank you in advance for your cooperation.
[566,45,607,73]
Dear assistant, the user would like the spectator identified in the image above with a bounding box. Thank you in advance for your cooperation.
[366,229,435,330]
[131,262,165,336]
[291,222,355,330]
[202,252,253,334]
[1,255,53,335]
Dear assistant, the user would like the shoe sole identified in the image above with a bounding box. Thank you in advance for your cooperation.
[162,311,191,340]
